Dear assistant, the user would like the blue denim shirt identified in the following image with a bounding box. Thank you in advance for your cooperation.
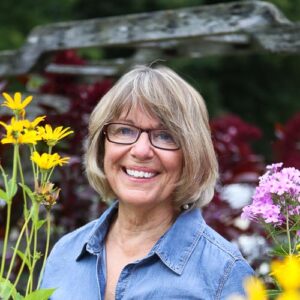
[41,202,254,299]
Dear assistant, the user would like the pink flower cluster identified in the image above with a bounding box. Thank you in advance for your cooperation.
[242,163,300,224]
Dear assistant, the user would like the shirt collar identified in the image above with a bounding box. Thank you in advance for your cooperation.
[154,208,206,275]
[75,201,118,260]
[76,202,206,276]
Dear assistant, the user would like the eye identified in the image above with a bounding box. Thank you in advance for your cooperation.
[153,130,175,143]
[113,125,136,136]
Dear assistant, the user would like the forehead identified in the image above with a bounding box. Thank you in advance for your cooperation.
[114,105,162,128]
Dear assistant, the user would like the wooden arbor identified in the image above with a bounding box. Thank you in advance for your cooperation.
[0,1,299,78]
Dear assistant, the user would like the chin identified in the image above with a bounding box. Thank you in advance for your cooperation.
[119,195,156,206]
[118,191,172,209]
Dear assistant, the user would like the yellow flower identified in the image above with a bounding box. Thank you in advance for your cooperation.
[38,124,73,146]
[2,92,33,116]
[31,151,69,170]
[0,117,24,132]
[23,116,46,130]
[0,118,26,144]
[276,290,300,300]
[244,277,267,300]
[271,255,300,290]
[0,117,41,145]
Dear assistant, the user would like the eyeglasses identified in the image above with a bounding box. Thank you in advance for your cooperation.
[103,123,180,151]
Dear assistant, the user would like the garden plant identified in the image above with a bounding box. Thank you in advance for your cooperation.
[0,92,73,299]
[231,163,300,300]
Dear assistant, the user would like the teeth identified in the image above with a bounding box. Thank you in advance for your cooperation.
[126,168,156,178]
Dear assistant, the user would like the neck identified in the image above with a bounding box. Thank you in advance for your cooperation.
[110,201,177,246]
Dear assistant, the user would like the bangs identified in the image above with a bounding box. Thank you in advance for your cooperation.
[107,71,181,132]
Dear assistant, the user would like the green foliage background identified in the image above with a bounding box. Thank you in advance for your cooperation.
[0,0,299,160]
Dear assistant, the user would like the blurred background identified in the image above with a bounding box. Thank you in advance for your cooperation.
[0,0,299,277]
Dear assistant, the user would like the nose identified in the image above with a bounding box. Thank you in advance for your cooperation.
[130,132,154,159]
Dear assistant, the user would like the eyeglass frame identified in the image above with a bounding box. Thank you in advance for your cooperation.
[102,122,181,151]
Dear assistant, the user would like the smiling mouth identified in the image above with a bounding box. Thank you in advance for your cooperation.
[123,167,157,179]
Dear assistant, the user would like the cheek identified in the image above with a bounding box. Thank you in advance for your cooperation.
[103,141,127,173]
[166,151,183,180]
[103,141,114,174]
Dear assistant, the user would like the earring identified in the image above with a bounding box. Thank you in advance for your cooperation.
[182,204,190,210]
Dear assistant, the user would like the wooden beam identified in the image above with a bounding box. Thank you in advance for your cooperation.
[0,1,297,76]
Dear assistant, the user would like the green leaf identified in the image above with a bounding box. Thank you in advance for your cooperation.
[33,251,42,261]
[267,289,282,297]
[19,183,35,202]
[0,278,24,300]
[36,219,46,230]
[24,288,55,300]
[269,245,290,257]
[7,178,17,199]
[13,248,31,269]
[30,203,40,226]
[0,188,8,203]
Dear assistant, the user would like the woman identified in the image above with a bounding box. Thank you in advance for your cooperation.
[42,65,254,299]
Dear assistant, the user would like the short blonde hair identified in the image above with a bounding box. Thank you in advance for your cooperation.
[85,65,218,209]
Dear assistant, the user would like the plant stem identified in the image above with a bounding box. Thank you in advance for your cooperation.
[29,146,36,179]
[5,210,32,280]
[0,165,8,188]
[17,149,27,210]
[0,165,9,279]
[37,210,51,289]
[26,202,39,295]
[286,210,292,255]
[12,220,35,290]
[46,167,55,183]
[17,151,31,246]
[0,144,19,278]
[12,144,18,182]
[0,202,12,278]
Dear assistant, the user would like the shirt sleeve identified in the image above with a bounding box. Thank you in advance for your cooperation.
[218,258,255,300]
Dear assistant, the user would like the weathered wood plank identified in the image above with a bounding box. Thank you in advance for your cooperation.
[26,1,289,49]
[255,23,300,53]
[0,1,296,76]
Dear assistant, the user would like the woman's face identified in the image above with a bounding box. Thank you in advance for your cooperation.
[103,106,183,209]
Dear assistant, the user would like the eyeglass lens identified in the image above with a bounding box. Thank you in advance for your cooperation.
[105,123,179,150]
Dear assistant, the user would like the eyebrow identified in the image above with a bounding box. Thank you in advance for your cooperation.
[114,118,166,129]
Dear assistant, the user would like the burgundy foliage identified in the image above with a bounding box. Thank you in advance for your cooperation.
[210,114,264,184]
[273,112,300,169]
[203,115,265,241]
[38,50,113,232]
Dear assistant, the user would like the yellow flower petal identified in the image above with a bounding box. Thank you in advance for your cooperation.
[19,130,41,145]
[1,135,17,144]
[0,121,9,130]
[22,95,33,108]
[271,255,300,290]
[277,290,300,300]
[244,277,267,300]
[23,116,46,130]
[2,92,15,107]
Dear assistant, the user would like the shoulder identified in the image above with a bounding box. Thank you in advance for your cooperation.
[201,222,244,261]
[197,222,254,298]
[200,221,253,272]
